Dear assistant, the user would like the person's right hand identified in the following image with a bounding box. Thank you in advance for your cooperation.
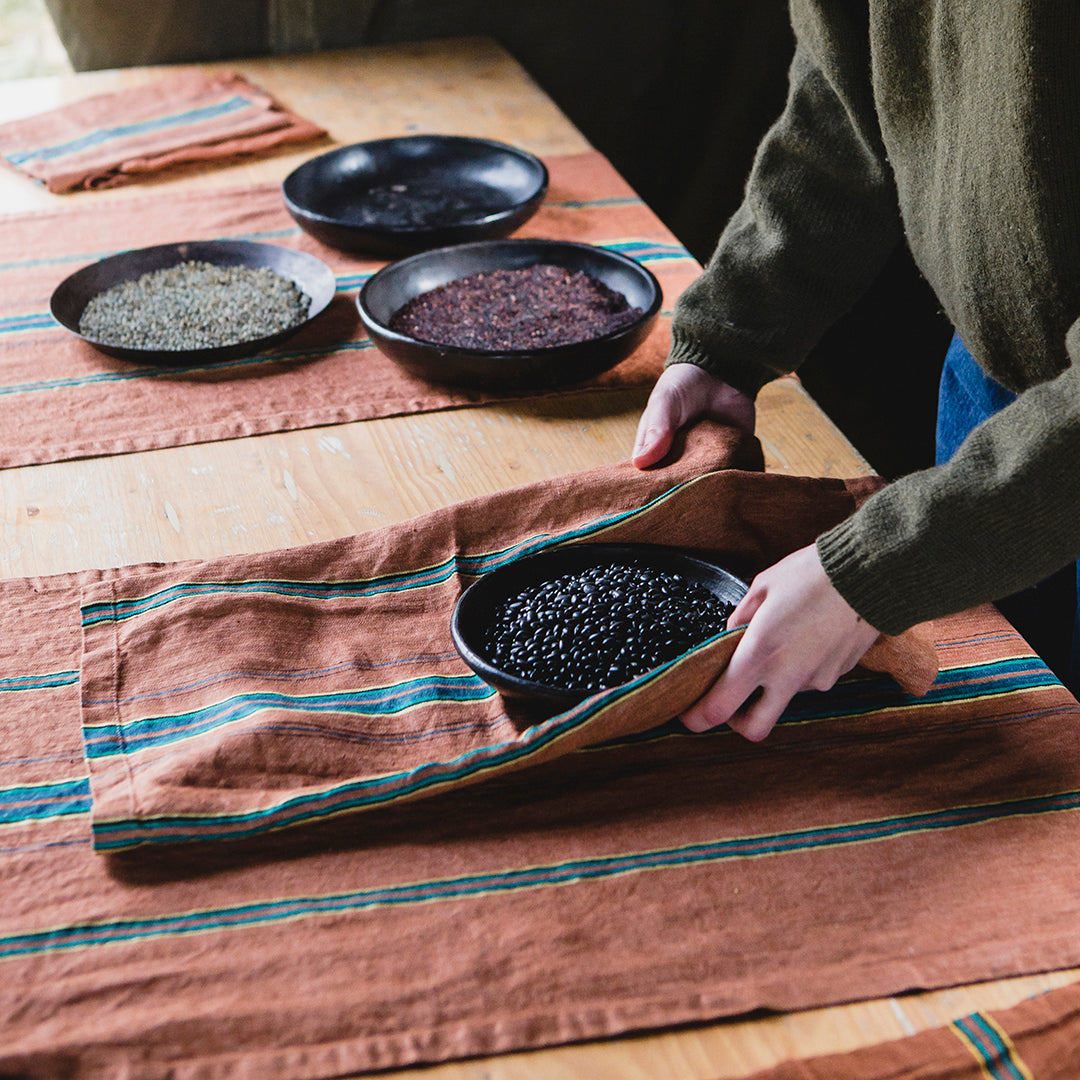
[632,363,756,469]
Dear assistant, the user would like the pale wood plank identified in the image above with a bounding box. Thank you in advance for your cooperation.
[0,378,870,579]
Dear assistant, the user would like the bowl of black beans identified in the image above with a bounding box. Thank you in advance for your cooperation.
[451,543,748,710]
[282,134,549,256]
[50,239,337,364]
[357,238,662,390]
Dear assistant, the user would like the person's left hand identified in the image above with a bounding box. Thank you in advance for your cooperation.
[681,543,881,741]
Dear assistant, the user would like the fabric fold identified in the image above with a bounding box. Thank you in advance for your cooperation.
[77,422,935,851]
[0,69,326,192]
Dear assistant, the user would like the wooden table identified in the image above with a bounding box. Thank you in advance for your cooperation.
[0,36,1073,1079]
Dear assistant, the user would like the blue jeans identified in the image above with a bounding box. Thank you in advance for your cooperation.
[936,334,1079,688]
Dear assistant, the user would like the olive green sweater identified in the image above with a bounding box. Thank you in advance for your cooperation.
[668,0,1080,635]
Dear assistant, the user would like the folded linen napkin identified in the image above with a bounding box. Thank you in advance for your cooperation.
[77,422,937,851]
[0,69,327,193]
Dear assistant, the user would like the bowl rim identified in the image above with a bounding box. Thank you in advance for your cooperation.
[281,133,550,235]
[356,237,663,360]
[450,542,749,706]
[49,238,338,365]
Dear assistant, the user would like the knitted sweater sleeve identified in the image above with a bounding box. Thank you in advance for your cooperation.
[666,1,904,397]
[818,321,1080,635]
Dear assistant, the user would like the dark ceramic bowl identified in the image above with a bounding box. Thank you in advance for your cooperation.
[451,543,748,710]
[357,238,662,390]
[50,239,337,365]
[282,135,549,256]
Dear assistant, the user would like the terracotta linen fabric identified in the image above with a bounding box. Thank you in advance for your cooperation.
[735,979,1080,1079]
[2,428,1080,1074]
[76,422,931,851]
[0,69,327,192]
[0,151,695,468]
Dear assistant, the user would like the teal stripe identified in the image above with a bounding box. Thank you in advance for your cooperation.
[84,675,496,759]
[953,1014,1027,1080]
[601,239,695,262]
[0,777,90,826]
[14,786,1080,956]
[549,196,643,209]
[0,313,57,333]
[0,670,78,693]
[335,272,374,290]
[6,96,252,167]
[0,340,375,400]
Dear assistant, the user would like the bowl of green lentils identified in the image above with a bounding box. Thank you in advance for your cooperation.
[50,239,337,364]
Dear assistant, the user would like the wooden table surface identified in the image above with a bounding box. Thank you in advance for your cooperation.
[0,35,1074,1079]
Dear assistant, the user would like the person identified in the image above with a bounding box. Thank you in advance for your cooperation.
[632,0,1080,742]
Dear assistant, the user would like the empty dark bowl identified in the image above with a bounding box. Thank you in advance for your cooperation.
[357,238,662,390]
[50,239,337,365]
[282,134,549,256]
[451,543,748,710]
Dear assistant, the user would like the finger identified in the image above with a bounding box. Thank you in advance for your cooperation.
[726,586,764,629]
[632,400,679,469]
[680,636,764,732]
[725,684,791,742]
[632,421,675,469]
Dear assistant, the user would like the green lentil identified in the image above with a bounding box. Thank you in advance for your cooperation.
[78,261,312,351]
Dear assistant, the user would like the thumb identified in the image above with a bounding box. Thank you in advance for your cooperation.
[632,389,685,469]
[633,414,676,468]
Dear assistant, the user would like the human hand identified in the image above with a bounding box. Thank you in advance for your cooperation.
[633,363,756,469]
[682,544,881,741]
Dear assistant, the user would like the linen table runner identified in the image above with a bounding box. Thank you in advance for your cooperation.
[736,977,1080,1079]
[0,69,327,193]
[3,426,1080,1076]
[0,151,697,468]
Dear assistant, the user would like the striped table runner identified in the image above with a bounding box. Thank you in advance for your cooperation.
[2,425,1080,1076]
[0,69,326,193]
[0,151,696,469]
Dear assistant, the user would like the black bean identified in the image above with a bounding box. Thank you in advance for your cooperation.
[482,561,735,692]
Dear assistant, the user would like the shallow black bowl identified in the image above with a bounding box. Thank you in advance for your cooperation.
[451,543,748,710]
[50,239,337,365]
[357,238,662,390]
[282,135,548,256]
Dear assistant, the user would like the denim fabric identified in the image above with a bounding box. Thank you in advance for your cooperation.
[936,333,1079,688]
[935,333,1017,466]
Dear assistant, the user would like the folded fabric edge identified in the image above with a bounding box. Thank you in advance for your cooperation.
[84,629,745,852]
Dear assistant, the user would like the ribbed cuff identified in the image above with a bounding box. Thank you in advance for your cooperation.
[664,336,776,400]
[816,517,913,637]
